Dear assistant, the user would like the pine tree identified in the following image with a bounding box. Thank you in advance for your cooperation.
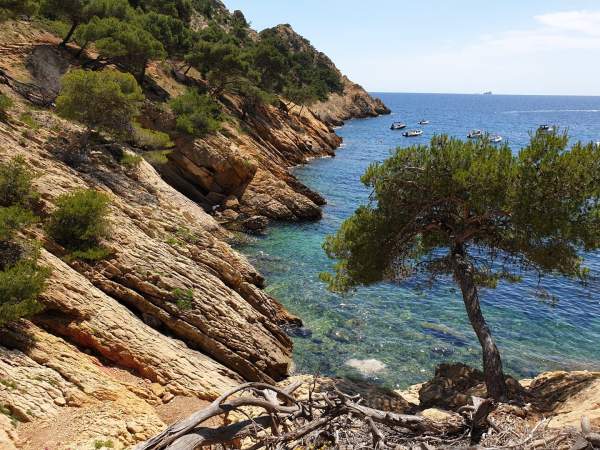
[322,131,600,400]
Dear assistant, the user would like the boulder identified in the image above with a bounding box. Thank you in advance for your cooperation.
[242,215,269,232]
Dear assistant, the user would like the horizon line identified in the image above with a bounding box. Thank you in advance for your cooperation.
[368,91,600,98]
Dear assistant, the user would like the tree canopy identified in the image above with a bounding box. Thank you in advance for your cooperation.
[0,0,38,21]
[3,0,344,105]
[169,89,222,137]
[56,69,144,140]
[322,131,600,400]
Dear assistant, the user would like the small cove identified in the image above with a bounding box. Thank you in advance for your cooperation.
[238,93,600,389]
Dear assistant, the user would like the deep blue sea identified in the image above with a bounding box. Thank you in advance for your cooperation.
[239,93,600,389]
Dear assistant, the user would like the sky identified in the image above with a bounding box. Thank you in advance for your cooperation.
[222,1,600,96]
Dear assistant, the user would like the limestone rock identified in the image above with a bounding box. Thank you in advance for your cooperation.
[528,371,600,429]
[419,363,485,409]
[312,76,391,126]
[0,415,17,450]
[242,215,269,232]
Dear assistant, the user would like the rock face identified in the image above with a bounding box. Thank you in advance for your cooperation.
[0,26,312,446]
[262,24,390,127]
[153,23,390,225]
[312,76,391,126]
[156,96,340,222]
[528,371,600,429]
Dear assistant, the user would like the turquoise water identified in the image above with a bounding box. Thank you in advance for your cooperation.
[239,93,600,389]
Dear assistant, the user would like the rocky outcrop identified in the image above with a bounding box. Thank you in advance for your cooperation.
[155,96,340,222]
[312,76,391,126]
[417,363,525,410]
[148,23,389,226]
[263,24,390,127]
[528,371,600,429]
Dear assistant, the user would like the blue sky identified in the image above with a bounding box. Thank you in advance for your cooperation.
[223,1,600,95]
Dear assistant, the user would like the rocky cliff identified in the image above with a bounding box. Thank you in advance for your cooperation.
[0,15,389,449]
[152,23,390,226]
[261,24,390,127]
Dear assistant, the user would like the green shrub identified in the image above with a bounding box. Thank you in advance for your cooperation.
[93,440,114,449]
[0,156,38,208]
[169,89,222,138]
[18,112,39,130]
[47,189,111,251]
[0,93,12,121]
[65,246,113,262]
[0,206,35,242]
[0,0,38,22]
[119,152,143,168]
[0,251,50,327]
[143,150,172,166]
[56,69,144,141]
[132,124,174,150]
[35,17,72,39]
[171,287,194,310]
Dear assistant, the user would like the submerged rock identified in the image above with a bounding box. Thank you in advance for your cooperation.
[345,358,387,377]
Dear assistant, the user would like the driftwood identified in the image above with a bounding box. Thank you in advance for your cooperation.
[137,381,600,450]
[136,381,467,450]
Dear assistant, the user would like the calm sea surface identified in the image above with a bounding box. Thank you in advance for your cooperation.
[239,93,600,388]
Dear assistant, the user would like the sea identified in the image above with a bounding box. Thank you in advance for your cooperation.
[238,93,600,389]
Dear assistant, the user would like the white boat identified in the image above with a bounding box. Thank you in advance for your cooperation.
[467,130,483,139]
[490,135,503,143]
[418,119,430,125]
[595,141,600,148]
[538,124,554,132]
[403,130,423,137]
[390,122,407,130]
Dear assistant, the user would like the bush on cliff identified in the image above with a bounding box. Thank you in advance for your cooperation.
[56,69,144,144]
[170,89,222,138]
[0,158,49,327]
[322,129,600,401]
[0,251,50,326]
[0,93,13,121]
[0,156,39,208]
[47,189,111,252]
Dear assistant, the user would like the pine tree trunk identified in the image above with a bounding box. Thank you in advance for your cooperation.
[60,22,78,48]
[76,42,88,58]
[138,62,147,84]
[451,244,508,401]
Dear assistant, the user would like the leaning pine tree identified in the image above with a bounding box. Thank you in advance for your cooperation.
[321,130,600,401]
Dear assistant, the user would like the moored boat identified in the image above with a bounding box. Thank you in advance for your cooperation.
[390,122,407,130]
[418,119,430,125]
[467,130,483,139]
[403,129,423,137]
[538,124,554,132]
[490,135,503,143]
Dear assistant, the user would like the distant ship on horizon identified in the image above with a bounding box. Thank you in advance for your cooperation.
[483,91,493,95]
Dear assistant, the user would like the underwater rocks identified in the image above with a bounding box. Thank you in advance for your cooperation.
[345,358,388,378]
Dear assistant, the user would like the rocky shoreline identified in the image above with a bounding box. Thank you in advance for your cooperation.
[0,19,390,449]
[2,14,598,450]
